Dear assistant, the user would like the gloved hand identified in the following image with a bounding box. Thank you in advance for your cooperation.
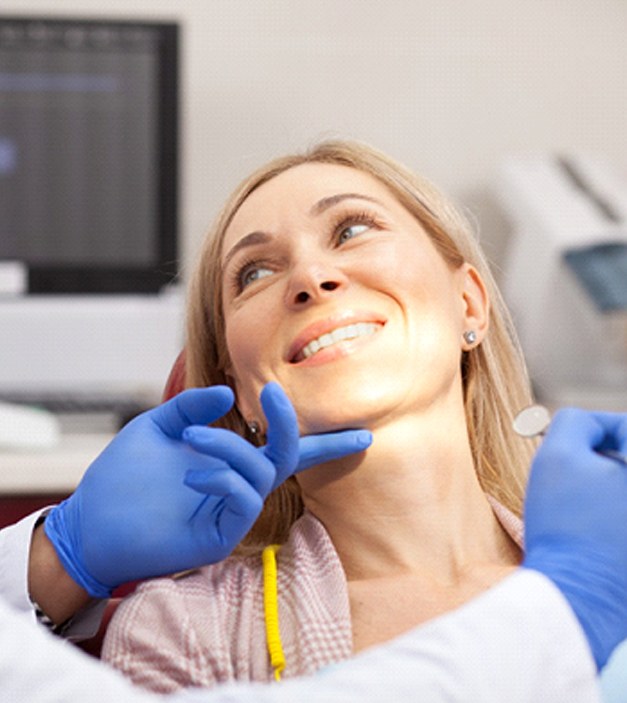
[45,383,371,598]
[523,407,627,670]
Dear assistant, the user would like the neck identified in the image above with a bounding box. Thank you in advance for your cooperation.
[298,404,520,583]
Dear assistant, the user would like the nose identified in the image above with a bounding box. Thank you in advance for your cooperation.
[285,261,348,308]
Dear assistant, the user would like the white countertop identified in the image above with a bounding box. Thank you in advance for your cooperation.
[0,432,114,494]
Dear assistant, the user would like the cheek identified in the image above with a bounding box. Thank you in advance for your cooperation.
[224,319,264,419]
[225,314,262,374]
[224,300,280,401]
[360,238,438,287]
[381,252,463,351]
[365,246,455,316]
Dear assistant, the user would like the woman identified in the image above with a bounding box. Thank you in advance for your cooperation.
[102,140,535,692]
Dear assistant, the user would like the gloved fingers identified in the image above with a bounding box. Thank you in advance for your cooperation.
[259,382,299,481]
[185,468,263,513]
[216,493,264,548]
[545,408,603,446]
[295,429,373,474]
[151,387,235,439]
[617,415,627,452]
[219,476,264,521]
[587,411,627,456]
[186,471,264,547]
[547,409,627,463]
[183,427,275,496]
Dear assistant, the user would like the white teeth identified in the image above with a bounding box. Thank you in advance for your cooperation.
[300,322,380,359]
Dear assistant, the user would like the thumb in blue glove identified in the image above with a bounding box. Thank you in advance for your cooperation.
[523,407,627,670]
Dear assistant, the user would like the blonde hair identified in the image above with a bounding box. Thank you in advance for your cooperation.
[186,140,536,552]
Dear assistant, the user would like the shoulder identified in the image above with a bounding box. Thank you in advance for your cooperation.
[101,514,351,689]
[486,495,524,548]
[106,552,264,636]
[101,556,264,692]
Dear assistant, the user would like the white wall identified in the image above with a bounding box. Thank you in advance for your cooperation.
[4,0,627,272]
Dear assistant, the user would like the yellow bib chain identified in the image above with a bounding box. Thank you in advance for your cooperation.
[262,544,285,681]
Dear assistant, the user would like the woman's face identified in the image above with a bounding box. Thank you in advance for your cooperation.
[220,162,487,434]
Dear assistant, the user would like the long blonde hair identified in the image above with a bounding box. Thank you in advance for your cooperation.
[186,140,535,552]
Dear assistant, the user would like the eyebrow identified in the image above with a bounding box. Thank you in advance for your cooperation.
[308,192,383,216]
[222,192,384,268]
[222,230,272,269]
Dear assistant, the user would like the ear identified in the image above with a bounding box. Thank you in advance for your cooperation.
[459,264,490,349]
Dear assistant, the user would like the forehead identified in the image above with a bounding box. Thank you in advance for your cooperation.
[222,162,398,254]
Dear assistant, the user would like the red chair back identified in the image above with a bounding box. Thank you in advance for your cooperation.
[162,349,186,401]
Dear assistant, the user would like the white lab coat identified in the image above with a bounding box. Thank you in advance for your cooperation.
[0,511,602,702]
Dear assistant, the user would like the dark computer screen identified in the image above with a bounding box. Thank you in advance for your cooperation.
[0,17,178,293]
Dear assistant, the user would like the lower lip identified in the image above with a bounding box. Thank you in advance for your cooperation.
[292,330,381,367]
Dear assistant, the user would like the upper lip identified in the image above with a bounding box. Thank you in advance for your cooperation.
[287,310,387,363]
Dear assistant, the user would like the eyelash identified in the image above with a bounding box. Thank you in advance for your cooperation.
[331,209,382,244]
[229,208,384,295]
[229,256,275,294]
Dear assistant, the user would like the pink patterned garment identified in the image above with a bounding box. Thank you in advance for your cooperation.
[102,503,523,693]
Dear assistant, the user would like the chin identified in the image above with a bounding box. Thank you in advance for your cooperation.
[299,416,364,436]
[294,384,403,435]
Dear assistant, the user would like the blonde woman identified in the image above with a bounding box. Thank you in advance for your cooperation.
[102,140,536,693]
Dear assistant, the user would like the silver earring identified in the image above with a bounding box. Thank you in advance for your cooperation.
[248,421,260,436]
[463,330,477,345]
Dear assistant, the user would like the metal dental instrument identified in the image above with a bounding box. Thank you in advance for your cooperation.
[513,404,627,466]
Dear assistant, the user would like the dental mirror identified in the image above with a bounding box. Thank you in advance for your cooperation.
[512,404,552,438]
[513,404,627,465]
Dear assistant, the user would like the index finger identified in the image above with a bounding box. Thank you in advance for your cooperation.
[296,429,373,472]
[151,386,235,439]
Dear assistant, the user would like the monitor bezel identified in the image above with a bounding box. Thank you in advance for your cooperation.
[0,16,179,294]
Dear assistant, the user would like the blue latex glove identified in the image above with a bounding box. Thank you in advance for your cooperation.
[45,383,371,598]
[523,407,627,670]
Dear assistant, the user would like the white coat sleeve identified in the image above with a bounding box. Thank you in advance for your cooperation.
[0,509,47,620]
[0,569,601,703]
[0,510,106,638]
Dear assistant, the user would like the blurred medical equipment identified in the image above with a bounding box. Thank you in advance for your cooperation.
[497,155,627,410]
[0,400,60,450]
[0,290,183,431]
[514,405,627,466]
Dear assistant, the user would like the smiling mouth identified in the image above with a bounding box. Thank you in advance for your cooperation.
[291,322,383,363]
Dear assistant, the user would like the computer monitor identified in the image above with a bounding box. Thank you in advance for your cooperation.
[0,17,183,407]
[0,16,178,293]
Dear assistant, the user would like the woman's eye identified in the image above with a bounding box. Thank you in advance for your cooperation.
[239,265,274,290]
[337,222,371,244]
